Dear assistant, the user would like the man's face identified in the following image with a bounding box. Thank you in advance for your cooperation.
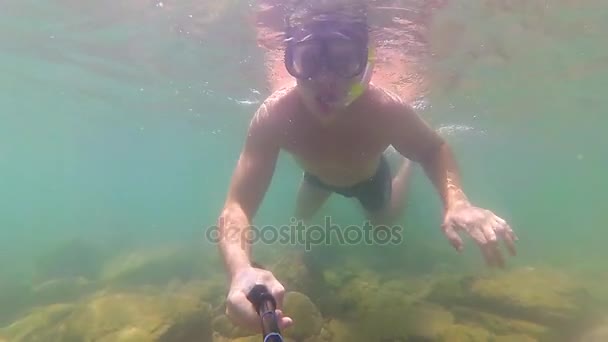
[285,20,370,120]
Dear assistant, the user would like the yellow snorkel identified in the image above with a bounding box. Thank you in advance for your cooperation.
[343,45,375,107]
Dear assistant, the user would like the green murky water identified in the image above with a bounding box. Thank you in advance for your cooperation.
[1,0,607,341]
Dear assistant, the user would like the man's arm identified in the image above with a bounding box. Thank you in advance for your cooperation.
[387,98,517,264]
[218,103,280,279]
[387,101,469,213]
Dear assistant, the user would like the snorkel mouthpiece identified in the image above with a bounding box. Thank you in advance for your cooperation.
[343,45,375,107]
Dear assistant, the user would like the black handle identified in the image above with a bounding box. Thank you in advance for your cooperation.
[246,284,284,342]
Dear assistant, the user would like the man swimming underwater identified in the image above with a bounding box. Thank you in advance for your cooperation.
[217,2,517,332]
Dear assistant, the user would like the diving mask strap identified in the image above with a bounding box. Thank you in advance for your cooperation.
[344,46,375,107]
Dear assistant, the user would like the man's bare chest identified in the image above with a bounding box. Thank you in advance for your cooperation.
[279,119,387,164]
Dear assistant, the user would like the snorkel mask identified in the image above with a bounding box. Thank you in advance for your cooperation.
[284,10,375,107]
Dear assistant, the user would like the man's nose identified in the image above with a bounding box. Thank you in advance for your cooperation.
[314,70,338,87]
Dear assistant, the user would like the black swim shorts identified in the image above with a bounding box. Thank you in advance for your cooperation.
[303,156,392,213]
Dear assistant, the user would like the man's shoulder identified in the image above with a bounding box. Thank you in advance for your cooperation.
[366,83,409,109]
[359,83,427,134]
[264,85,299,112]
[360,83,415,123]
[250,85,298,129]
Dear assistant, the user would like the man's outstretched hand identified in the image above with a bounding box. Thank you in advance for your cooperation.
[442,202,517,268]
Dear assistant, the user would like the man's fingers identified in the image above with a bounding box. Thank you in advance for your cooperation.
[493,217,517,256]
[442,222,463,252]
[474,219,499,268]
[226,292,261,332]
[478,242,503,268]
[470,225,487,246]
[270,283,286,311]
[490,241,505,268]
[479,244,495,267]
[502,222,517,256]
[482,221,497,243]
[275,309,293,330]
[504,233,517,256]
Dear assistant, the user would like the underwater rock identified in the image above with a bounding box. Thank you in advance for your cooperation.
[321,266,361,291]
[438,324,492,342]
[0,303,75,341]
[332,271,453,340]
[316,265,434,323]
[358,295,453,340]
[32,276,94,306]
[322,269,344,289]
[398,301,455,340]
[303,326,331,342]
[450,305,549,339]
[95,326,155,342]
[427,267,594,328]
[493,334,538,342]
[211,314,253,339]
[577,317,608,342]
[331,270,382,318]
[65,291,212,341]
[0,290,213,342]
[324,300,454,341]
[268,251,314,294]
[380,275,437,302]
[324,319,366,342]
[223,335,258,342]
[166,277,228,310]
[212,333,297,342]
[100,245,204,288]
[34,237,108,282]
[283,291,323,341]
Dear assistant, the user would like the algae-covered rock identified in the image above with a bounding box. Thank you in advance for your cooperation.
[578,318,608,342]
[64,291,212,341]
[451,305,549,339]
[321,265,360,291]
[269,252,314,294]
[357,294,453,340]
[438,324,492,342]
[1,290,213,342]
[101,245,204,288]
[322,269,343,289]
[0,303,75,341]
[212,333,297,342]
[226,336,259,342]
[428,267,594,327]
[401,301,455,339]
[336,270,454,340]
[32,276,94,306]
[95,326,155,342]
[331,270,381,318]
[211,314,252,339]
[166,277,227,309]
[325,299,453,341]
[322,267,437,321]
[304,326,331,342]
[324,319,366,342]
[469,268,590,324]
[494,334,538,342]
[283,291,323,341]
[380,275,437,302]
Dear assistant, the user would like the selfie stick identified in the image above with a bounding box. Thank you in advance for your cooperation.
[246,284,285,342]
